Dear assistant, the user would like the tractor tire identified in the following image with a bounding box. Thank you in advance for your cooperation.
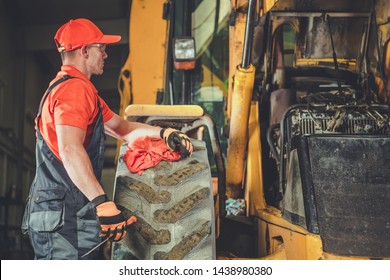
[111,139,216,260]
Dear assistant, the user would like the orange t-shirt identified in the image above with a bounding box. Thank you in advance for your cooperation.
[38,65,114,160]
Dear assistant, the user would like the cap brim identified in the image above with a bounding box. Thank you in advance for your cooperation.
[98,35,122,45]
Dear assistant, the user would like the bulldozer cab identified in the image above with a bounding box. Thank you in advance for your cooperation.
[111,0,390,259]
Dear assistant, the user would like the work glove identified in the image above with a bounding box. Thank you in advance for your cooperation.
[160,128,193,159]
[92,194,137,241]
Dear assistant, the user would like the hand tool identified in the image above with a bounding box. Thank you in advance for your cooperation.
[81,237,110,258]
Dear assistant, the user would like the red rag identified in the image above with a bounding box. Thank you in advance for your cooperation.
[123,136,181,175]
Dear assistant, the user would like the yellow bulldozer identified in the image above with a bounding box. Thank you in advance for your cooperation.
[110,0,390,260]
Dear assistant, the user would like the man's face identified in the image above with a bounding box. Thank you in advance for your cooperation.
[86,44,107,76]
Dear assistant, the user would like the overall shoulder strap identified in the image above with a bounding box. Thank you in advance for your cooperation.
[37,75,74,118]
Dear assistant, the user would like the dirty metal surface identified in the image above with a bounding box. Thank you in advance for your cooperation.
[308,135,390,257]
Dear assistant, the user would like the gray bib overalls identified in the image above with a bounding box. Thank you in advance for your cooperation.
[22,75,106,259]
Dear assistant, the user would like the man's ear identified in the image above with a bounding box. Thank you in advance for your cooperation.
[81,45,89,58]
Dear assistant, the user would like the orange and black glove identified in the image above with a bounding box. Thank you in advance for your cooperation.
[160,128,193,159]
[92,194,136,241]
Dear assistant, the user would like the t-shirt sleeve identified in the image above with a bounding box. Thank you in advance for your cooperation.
[52,81,95,130]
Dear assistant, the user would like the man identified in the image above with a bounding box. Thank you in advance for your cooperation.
[21,18,193,259]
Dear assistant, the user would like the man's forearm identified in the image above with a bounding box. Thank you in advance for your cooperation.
[104,114,161,144]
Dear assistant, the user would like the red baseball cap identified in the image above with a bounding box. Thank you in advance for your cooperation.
[54,18,121,52]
